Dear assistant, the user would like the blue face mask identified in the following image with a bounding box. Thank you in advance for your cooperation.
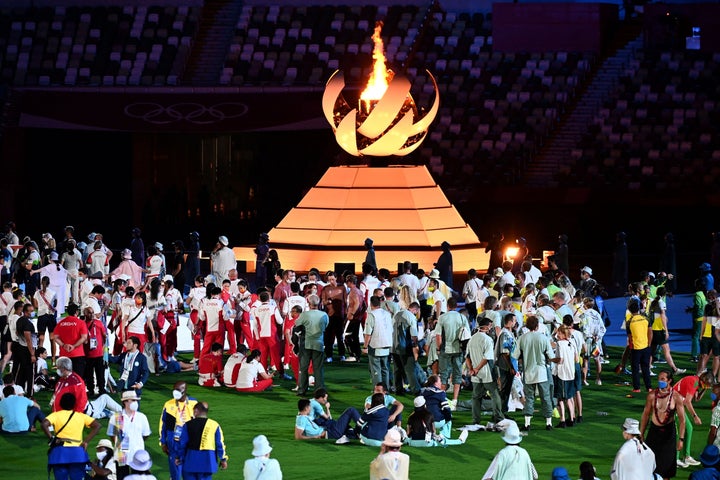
[657,380,668,389]
[712,393,717,402]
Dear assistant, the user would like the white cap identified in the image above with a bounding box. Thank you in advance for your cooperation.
[581,266,593,275]
[218,235,229,246]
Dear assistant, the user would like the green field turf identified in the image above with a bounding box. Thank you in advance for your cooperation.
[0,347,710,479]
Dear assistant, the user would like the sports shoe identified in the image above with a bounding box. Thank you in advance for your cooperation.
[545,424,553,431]
[623,368,632,375]
[649,370,657,377]
[282,373,294,381]
[596,379,603,386]
[339,356,346,361]
[335,435,350,445]
[458,429,469,443]
[674,368,686,374]
[614,364,624,374]
[291,386,299,392]
[343,356,357,362]
[583,380,589,386]
[326,357,333,363]
[676,458,688,468]
[520,425,531,432]
[557,421,566,428]
[632,389,641,393]
[684,456,701,466]
[601,359,610,364]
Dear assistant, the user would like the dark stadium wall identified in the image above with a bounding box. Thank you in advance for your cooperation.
[643,2,720,51]
[20,128,133,238]
[492,2,619,53]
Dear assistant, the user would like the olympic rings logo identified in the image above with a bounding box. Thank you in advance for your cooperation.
[124,102,249,125]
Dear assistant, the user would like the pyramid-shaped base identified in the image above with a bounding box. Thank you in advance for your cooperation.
[234,165,488,274]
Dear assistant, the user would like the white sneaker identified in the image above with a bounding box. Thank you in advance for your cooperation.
[335,435,350,445]
[583,380,589,386]
[291,386,299,392]
[676,458,688,468]
[343,356,357,362]
[684,456,701,466]
[675,368,687,374]
[459,429,469,443]
[596,379,603,386]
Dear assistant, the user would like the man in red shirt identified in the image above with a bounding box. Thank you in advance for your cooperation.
[52,356,88,413]
[83,305,107,397]
[51,303,89,377]
[674,371,714,467]
[198,342,224,387]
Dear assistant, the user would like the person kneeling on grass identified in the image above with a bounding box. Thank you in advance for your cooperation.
[295,396,361,444]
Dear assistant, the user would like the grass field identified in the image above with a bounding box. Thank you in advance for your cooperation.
[0,346,710,479]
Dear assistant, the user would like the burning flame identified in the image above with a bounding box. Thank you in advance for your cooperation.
[360,21,390,113]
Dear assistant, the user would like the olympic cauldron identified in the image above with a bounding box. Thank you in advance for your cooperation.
[233,22,488,276]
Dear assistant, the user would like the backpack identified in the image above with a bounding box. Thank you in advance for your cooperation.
[393,312,412,354]
[291,324,305,356]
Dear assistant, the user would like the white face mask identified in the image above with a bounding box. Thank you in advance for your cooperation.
[96,451,107,461]
[172,390,183,401]
[128,401,139,412]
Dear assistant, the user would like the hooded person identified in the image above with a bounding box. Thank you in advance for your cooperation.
[364,237,377,277]
[434,241,453,290]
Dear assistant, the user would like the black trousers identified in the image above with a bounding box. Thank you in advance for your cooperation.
[11,342,33,394]
[344,320,361,358]
[324,315,345,358]
[84,356,105,395]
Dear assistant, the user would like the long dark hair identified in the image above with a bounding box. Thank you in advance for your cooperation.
[578,461,596,480]
[246,349,261,363]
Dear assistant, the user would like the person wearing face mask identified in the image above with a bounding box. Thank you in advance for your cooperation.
[88,438,118,480]
[52,356,122,419]
[107,391,151,480]
[640,369,687,480]
[159,381,197,480]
